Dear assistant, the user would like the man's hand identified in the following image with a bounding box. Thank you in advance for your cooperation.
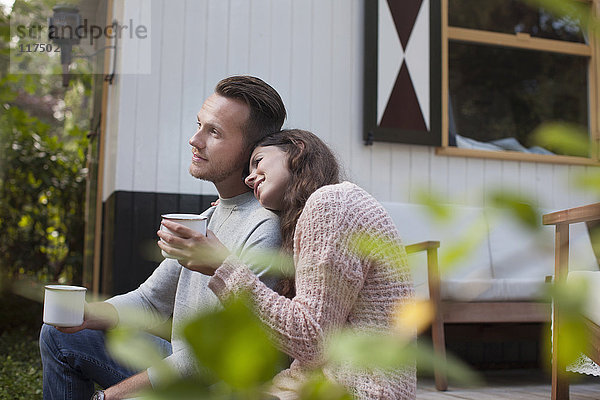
[157,220,230,275]
[57,302,119,333]
[103,370,151,400]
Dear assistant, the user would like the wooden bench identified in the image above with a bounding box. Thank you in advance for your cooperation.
[543,203,600,400]
[383,202,596,390]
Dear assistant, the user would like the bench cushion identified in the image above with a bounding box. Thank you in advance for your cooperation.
[382,202,598,302]
[488,212,598,281]
[382,202,492,299]
[487,211,555,280]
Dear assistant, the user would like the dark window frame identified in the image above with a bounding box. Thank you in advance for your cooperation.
[363,0,443,146]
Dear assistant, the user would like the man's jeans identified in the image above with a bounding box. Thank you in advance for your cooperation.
[39,324,172,400]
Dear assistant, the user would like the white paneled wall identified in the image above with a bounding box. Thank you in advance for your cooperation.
[103,0,598,211]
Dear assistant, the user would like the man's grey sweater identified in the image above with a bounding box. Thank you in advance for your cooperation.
[106,192,281,385]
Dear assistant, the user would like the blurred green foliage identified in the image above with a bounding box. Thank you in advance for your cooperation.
[0,0,92,285]
[488,191,541,230]
[325,331,476,383]
[532,122,591,159]
[543,278,591,370]
[131,297,306,400]
[297,373,352,400]
[524,0,600,36]
[0,291,43,400]
[182,297,285,392]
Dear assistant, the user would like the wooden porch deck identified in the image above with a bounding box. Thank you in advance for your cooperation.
[417,370,600,399]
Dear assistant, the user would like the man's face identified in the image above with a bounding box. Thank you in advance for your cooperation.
[189,93,250,184]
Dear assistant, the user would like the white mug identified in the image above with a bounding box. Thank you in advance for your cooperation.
[160,213,207,259]
[43,285,87,327]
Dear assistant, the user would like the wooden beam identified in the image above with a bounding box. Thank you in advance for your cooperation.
[441,0,449,148]
[441,302,550,323]
[93,0,114,296]
[435,146,600,165]
[448,27,592,56]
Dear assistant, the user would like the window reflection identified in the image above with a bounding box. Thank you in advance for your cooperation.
[449,42,589,156]
[449,0,586,43]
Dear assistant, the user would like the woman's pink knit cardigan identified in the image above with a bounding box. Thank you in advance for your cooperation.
[209,182,416,399]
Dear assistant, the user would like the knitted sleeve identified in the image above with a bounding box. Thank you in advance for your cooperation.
[208,186,366,365]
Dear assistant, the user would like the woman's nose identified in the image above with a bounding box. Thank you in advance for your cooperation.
[245,172,256,188]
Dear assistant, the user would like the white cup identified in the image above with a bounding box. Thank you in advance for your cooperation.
[161,213,207,259]
[43,285,87,327]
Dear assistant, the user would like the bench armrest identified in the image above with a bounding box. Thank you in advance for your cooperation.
[405,241,442,308]
[543,203,600,226]
[405,240,440,254]
[542,203,600,281]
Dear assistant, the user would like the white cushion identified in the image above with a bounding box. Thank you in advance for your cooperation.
[486,210,597,286]
[487,208,556,280]
[567,271,600,326]
[568,222,600,272]
[382,202,492,300]
[382,202,598,303]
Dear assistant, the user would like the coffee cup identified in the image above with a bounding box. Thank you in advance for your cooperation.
[160,213,207,259]
[43,285,87,327]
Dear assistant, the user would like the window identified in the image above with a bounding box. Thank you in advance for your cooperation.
[363,0,600,164]
[439,0,599,163]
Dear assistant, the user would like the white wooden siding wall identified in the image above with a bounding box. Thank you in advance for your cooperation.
[103,0,599,211]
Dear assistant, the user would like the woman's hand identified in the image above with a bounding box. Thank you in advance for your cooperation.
[157,220,230,275]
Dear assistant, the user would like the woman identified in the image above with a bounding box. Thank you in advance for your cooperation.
[158,129,416,399]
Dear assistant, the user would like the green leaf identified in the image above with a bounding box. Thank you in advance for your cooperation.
[415,189,453,221]
[488,190,540,230]
[523,0,600,37]
[438,221,487,271]
[182,296,285,391]
[105,326,177,382]
[573,170,600,196]
[17,215,31,228]
[531,122,590,158]
[543,278,592,368]
[325,330,480,387]
[299,372,352,400]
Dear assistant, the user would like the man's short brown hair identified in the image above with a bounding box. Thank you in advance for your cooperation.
[215,76,286,150]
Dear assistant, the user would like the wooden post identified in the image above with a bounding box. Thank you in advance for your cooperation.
[91,0,114,297]
[428,245,448,391]
[552,223,570,400]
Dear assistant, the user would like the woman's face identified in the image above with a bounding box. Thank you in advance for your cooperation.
[245,145,291,211]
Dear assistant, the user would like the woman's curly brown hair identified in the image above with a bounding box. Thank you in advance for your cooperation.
[252,129,341,297]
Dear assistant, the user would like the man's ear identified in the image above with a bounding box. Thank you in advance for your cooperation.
[241,147,252,178]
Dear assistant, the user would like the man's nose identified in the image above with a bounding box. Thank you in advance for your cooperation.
[189,129,205,149]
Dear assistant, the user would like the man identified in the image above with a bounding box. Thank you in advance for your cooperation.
[39,76,287,400]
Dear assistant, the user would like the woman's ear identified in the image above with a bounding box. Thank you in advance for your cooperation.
[290,139,305,154]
